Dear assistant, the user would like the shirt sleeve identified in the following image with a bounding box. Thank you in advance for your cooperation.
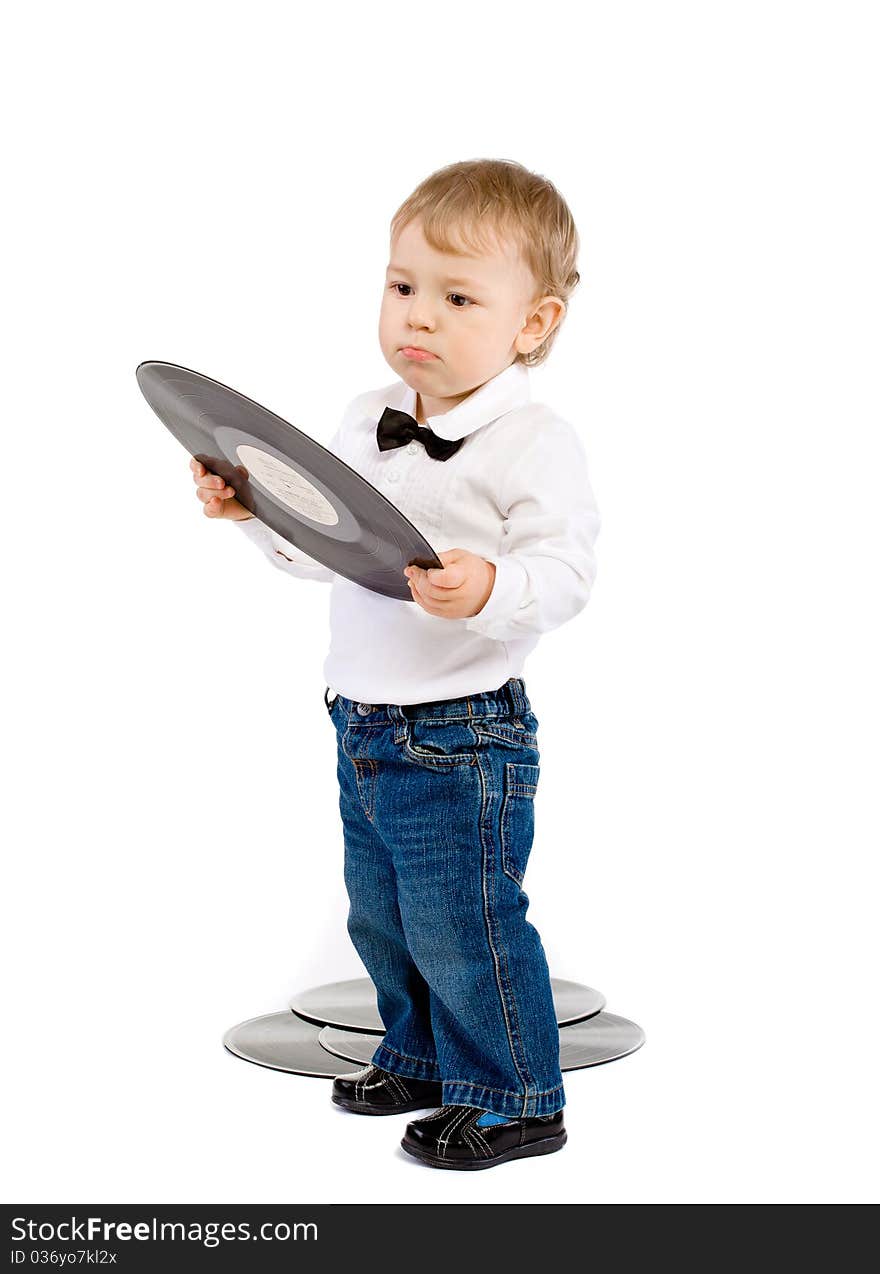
[464,420,601,641]
[235,516,336,583]
[233,411,350,585]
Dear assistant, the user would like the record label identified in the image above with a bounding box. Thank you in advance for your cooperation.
[236,443,340,526]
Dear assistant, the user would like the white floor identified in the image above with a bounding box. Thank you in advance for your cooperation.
[5,982,876,1205]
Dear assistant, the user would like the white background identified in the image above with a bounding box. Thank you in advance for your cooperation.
[3,0,877,1205]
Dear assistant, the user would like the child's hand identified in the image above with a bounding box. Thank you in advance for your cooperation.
[404,549,496,619]
[191,458,253,520]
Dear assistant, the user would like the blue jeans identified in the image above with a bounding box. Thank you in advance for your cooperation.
[323,677,565,1119]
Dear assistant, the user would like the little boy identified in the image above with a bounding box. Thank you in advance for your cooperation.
[192,158,600,1170]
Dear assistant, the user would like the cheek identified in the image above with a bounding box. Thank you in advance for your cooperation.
[452,315,498,360]
[449,315,481,346]
[377,300,395,344]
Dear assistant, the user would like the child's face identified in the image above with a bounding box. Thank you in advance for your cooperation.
[379,217,553,409]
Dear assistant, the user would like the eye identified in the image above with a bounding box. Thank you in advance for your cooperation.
[448,293,473,308]
[390,282,412,297]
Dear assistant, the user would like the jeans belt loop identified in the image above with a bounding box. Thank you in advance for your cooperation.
[506,677,526,716]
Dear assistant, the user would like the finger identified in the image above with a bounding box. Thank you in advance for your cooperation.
[191,459,206,479]
[196,484,236,503]
[408,577,431,608]
[406,562,460,586]
[203,493,240,518]
[408,583,433,613]
[196,474,230,492]
[415,577,457,603]
[407,567,460,599]
[424,565,465,590]
[408,577,449,614]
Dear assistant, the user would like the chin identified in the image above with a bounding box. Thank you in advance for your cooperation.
[397,359,440,384]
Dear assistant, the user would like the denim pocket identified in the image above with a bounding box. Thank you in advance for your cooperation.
[473,715,539,750]
[499,761,540,885]
[400,718,478,770]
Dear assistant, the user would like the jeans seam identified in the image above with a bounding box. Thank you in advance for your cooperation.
[499,762,539,886]
[474,751,535,1110]
[441,1079,565,1119]
[351,758,377,823]
[375,1042,440,1070]
[442,1079,564,1099]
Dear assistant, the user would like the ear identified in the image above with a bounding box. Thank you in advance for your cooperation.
[515,295,566,357]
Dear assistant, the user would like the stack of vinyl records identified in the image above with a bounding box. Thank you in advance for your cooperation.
[223,978,644,1078]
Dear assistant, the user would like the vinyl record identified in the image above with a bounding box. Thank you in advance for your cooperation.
[318,1011,645,1073]
[555,1012,646,1071]
[290,976,606,1034]
[136,360,442,600]
[222,1011,366,1078]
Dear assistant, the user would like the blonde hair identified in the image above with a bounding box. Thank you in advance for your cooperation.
[390,158,580,368]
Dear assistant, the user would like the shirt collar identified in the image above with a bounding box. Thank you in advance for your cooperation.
[361,360,531,442]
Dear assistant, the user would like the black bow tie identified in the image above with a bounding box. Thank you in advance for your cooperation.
[376,406,464,462]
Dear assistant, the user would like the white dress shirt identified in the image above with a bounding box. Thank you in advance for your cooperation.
[236,359,600,706]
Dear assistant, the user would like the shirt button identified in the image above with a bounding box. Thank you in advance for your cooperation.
[356,703,373,716]
[406,441,419,455]
[387,471,400,483]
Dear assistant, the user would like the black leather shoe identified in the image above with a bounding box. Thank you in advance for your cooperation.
[401,1104,566,1170]
[332,1064,444,1115]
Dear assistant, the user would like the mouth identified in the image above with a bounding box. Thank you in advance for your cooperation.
[400,346,438,362]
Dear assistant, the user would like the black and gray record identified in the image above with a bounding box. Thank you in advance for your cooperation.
[136,360,442,600]
[290,978,384,1033]
[318,1025,385,1066]
[290,976,606,1035]
[222,1011,365,1078]
[550,978,607,1027]
[557,1012,646,1070]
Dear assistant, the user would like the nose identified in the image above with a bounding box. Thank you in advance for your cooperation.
[406,296,436,332]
